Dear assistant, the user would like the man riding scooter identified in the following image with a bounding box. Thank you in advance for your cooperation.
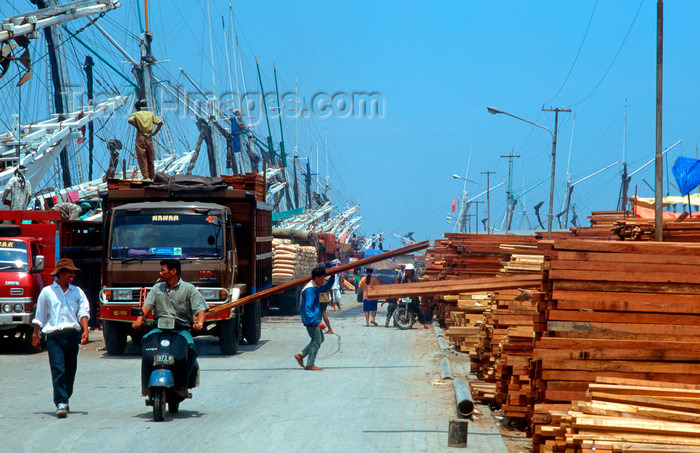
[132,259,208,407]
[401,264,430,329]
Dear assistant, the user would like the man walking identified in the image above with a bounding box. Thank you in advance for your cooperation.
[294,266,335,371]
[128,99,163,180]
[32,258,90,418]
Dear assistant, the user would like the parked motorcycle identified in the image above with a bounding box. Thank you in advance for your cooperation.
[135,311,199,421]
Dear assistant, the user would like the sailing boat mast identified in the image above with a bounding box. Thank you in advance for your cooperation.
[34,0,73,187]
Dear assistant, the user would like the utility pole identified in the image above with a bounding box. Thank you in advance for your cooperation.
[481,171,495,234]
[654,0,664,241]
[542,106,571,235]
[501,151,519,234]
[472,200,484,235]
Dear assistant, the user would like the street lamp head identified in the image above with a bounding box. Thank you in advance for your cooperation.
[487,106,504,115]
[452,174,461,179]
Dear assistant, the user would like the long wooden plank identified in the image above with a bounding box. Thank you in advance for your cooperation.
[553,280,700,295]
[547,321,700,337]
[556,250,700,265]
[536,337,700,352]
[555,299,700,314]
[590,392,700,413]
[364,274,541,299]
[550,260,700,275]
[549,269,700,285]
[571,412,700,436]
[551,239,700,255]
[541,370,700,384]
[540,359,700,374]
[533,348,700,362]
[552,290,700,304]
[546,310,700,326]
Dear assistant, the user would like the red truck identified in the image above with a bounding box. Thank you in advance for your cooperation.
[0,211,101,352]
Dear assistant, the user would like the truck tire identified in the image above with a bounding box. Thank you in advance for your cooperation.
[218,317,240,355]
[103,320,127,355]
[242,299,262,345]
[22,328,39,354]
[279,287,300,316]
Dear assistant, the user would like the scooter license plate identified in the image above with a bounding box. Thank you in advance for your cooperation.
[153,354,175,366]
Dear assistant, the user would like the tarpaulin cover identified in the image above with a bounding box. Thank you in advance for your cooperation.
[672,156,700,196]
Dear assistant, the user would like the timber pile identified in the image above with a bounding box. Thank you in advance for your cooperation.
[271,239,318,279]
[221,173,265,201]
[423,233,540,281]
[569,210,631,239]
[500,244,544,273]
[469,381,497,404]
[443,293,488,353]
[534,377,700,453]
[473,290,541,420]
[532,238,700,443]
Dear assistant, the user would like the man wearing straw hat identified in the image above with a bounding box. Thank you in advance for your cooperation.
[32,258,90,418]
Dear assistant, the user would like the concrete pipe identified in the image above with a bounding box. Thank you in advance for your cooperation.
[453,377,474,418]
[440,357,453,380]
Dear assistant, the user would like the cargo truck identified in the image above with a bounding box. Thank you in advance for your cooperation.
[98,176,272,355]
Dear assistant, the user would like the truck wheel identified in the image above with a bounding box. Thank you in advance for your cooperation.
[242,299,261,345]
[218,317,240,355]
[22,328,39,354]
[279,288,300,316]
[103,320,127,355]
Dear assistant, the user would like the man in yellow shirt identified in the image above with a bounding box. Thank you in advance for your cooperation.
[128,100,163,180]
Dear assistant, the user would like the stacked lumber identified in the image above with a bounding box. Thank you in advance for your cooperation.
[533,239,700,440]
[534,377,700,453]
[469,380,497,404]
[271,239,318,280]
[569,210,632,239]
[221,172,265,201]
[423,233,540,281]
[500,244,544,273]
[488,291,540,419]
[444,293,488,353]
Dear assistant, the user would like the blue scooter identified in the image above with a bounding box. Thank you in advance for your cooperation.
[134,311,199,421]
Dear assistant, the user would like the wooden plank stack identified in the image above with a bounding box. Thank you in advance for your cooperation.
[534,377,700,452]
[444,293,488,353]
[533,238,700,448]
[423,233,540,281]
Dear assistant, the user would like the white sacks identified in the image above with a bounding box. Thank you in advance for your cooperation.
[272,239,318,279]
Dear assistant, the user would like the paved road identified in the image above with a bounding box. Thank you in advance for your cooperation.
[0,293,508,452]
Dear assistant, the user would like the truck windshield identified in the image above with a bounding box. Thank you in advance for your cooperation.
[110,209,224,260]
[0,240,29,271]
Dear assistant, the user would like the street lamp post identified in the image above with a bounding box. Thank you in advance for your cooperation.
[487,106,569,235]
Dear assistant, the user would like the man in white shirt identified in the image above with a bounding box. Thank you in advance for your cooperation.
[32,258,90,418]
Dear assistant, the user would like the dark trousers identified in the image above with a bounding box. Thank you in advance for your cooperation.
[410,299,428,325]
[45,329,81,405]
[386,300,397,323]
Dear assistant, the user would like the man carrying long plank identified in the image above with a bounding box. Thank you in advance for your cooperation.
[294,266,335,371]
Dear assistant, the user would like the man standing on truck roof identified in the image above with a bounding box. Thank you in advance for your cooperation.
[132,259,208,379]
[294,266,335,371]
[127,99,162,181]
[2,165,32,210]
[31,258,90,419]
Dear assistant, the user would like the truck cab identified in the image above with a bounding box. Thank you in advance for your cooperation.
[0,235,45,351]
[99,178,272,356]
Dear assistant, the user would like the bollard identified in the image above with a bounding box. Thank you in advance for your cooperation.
[447,418,468,447]
[440,356,453,380]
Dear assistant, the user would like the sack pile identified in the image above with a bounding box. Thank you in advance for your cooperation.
[272,239,318,279]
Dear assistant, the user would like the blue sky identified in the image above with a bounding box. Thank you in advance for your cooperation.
[3,1,700,249]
